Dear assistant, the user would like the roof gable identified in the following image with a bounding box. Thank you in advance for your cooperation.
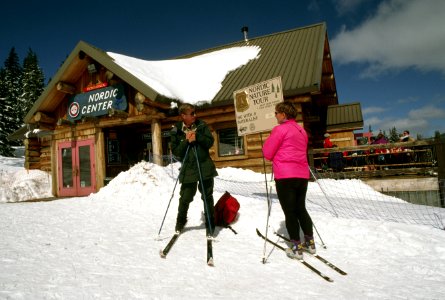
[25,41,164,123]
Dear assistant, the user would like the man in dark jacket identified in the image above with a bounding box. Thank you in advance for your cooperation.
[170,103,218,236]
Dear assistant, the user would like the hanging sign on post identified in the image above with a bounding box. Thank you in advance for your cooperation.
[233,76,284,136]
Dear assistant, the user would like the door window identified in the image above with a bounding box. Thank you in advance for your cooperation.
[61,148,73,188]
[79,145,92,188]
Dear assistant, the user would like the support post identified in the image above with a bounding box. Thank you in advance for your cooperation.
[151,119,163,166]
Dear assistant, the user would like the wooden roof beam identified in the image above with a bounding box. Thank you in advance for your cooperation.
[56,81,76,94]
[33,111,56,124]
[57,118,75,127]
[108,108,129,119]
[289,95,312,103]
[135,91,171,110]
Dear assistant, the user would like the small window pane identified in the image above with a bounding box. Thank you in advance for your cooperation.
[218,128,244,157]
[79,145,91,187]
[61,148,73,188]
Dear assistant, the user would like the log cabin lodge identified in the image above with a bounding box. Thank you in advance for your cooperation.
[16,22,352,198]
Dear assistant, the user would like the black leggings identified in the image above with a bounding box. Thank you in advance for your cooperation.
[275,178,313,241]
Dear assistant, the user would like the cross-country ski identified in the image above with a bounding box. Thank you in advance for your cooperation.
[160,232,181,258]
[274,232,347,275]
[256,229,333,282]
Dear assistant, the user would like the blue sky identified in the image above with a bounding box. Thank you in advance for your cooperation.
[1,0,444,137]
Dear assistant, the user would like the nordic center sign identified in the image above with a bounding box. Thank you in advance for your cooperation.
[67,84,127,121]
[233,76,283,136]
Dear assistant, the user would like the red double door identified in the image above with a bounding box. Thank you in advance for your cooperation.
[57,139,96,197]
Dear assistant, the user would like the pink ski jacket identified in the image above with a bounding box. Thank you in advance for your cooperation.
[262,119,310,179]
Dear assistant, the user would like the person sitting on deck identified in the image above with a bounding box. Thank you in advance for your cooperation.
[372,133,389,165]
[328,145,345,172]
[400,130,415,142]
[319,133,333,170]
[323,133,333,148]
[399,130,415,163]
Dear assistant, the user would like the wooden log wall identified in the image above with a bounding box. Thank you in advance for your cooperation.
[23,137,51,172]
[40,139,52,172]
[24,138,40,170]
[53,126,98,141]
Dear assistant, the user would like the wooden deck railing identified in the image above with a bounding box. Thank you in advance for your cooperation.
[308,140,445,180]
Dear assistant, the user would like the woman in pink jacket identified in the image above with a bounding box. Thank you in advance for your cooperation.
[263,102,315,260]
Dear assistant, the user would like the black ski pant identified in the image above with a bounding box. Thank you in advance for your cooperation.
[176,178,215,233]
[275,178,313,242]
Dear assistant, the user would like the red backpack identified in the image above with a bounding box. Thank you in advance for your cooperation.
[214,191,240,234]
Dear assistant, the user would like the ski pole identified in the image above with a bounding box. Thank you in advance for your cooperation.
[308,167,331,249]
[309,167,338,217]
[192,145,214,237]
[260,132,273,264]
[313,222,327,249]
[157,144,190,237]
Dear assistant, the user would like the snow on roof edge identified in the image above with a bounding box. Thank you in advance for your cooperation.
[107,46,261,104]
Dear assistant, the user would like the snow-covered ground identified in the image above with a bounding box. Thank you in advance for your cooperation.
[1,155,445,299]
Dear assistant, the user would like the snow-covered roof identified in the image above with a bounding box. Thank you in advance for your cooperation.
[107,46,260,105]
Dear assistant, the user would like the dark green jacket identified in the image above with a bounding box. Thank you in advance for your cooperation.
[170,119,218,183]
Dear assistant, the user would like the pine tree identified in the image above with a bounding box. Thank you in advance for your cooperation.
[3,48,23,127]
[434,131,441,142]
[0,48,23,156]
[21,48,45,119]
[389,126,399,143]
[0,67,15,156]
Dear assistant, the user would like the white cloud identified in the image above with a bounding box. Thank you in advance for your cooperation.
[362,106,387,115]
[382,118,427,133]
[334,0,370,15]
[396,96,418,104]
[331,0,445,76]
[408,105,445,119]
[307,0,321,12]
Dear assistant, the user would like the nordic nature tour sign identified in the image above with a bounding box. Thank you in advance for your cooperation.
[233,76,284,136]
[67,84,127,121]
